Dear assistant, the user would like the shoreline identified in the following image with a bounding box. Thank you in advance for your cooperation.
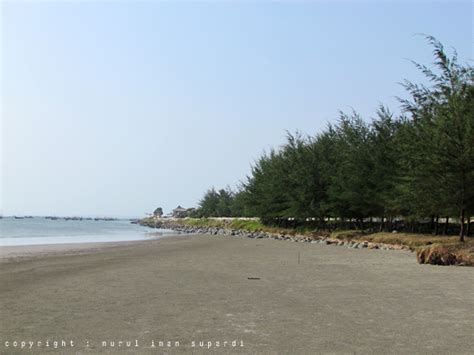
[0,232,181,260]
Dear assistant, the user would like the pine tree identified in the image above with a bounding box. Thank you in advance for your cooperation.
[400,36,474,241]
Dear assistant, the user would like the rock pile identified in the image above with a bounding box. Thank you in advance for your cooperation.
[139,219,412,252]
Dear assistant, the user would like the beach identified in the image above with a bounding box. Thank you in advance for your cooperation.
[1,234,473,354]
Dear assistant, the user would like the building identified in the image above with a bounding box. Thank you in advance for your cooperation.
[172,205,188,218]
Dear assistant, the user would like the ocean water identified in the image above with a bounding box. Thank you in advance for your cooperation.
[0,217,176,246]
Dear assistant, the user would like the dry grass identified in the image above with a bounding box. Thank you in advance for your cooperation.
[331,230,474,266]
[416,242,474,266]
[331,231,464,248]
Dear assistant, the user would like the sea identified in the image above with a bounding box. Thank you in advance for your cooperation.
[0,217,175,246]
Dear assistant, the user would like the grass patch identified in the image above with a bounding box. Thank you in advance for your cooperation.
[416,242,474,266]
[228,219,266,231]
[335,232,464,248]
[149,217,471,248]
[330,230,474,266]
[180,218,278,232]
[179,218,224,228]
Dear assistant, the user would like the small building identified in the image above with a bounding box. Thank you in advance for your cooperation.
[172,205,188,218]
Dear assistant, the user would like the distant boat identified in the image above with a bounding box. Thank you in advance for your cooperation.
[14,216,25,219]
[63,217,83,221]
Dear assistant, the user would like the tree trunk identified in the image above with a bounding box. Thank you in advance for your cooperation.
[325,217,331,232]
[443,217,449,235]
[434,215,439,235]
[467,217,471,237]
[459,209,465,242]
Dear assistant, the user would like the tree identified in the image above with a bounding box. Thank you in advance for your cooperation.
[193,187,236,217]
[189,36,472,238]
[153,207,163,218]
[326,112,375,225]
[215,188,234,217]
[196,188,220,217]
[230,188,252,217]
[368,107,404,225]
[400,35,474,241]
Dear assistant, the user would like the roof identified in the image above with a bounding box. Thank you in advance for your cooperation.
[173,207,187,212]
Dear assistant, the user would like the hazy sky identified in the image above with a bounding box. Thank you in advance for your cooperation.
[1,1,472,217]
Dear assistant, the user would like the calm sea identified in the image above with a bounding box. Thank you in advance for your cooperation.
[0,217,175,246]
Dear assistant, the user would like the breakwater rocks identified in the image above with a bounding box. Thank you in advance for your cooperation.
[139,219,411,252]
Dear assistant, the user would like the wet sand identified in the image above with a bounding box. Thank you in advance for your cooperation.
[1,234,473,354]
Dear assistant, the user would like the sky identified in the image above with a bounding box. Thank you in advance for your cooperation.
[1,1,472,217]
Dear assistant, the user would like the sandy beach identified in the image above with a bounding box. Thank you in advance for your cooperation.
[1,234,473,354]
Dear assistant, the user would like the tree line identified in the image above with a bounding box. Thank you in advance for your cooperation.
[191,37,473,241]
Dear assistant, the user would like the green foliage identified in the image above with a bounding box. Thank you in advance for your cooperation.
[189,37,473,238]
[153,207,163,217]
[326,112,374,219]
[398,36,474,239]
[178,218,266,231]
[228,219,266,231]
[193,187,235,217]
